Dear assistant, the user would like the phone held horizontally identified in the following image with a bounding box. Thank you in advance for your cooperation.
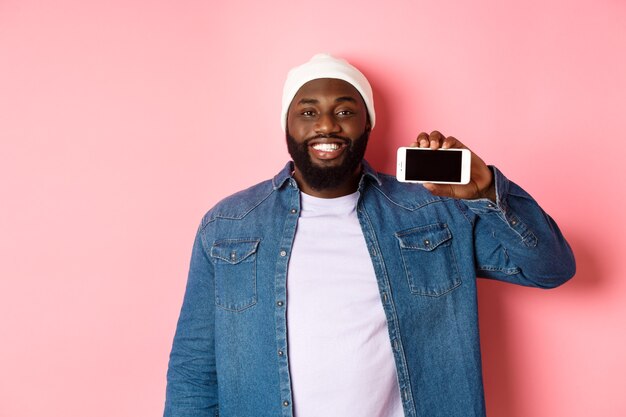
[396,147,471,185]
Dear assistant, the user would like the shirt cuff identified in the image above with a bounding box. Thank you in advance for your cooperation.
[462,166,537,246]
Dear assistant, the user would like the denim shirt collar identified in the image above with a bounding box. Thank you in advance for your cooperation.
[272,160,382,191]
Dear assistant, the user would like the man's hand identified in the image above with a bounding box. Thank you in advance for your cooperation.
[410,131,496,202]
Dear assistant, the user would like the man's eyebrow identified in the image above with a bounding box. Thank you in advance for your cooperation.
[296,96,358,105]
[297,98,319,105]
[335,96,358,104]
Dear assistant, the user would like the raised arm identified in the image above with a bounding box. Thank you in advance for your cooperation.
[411,130,575,287]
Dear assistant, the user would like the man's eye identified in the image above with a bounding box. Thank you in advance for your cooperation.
[302,110,316,117]
[337,110,353,116]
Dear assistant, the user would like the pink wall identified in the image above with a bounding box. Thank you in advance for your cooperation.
[1,1,625,416]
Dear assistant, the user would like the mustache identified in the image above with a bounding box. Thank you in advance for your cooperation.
[303,134,351,146]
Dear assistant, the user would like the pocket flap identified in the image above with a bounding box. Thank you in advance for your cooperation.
[211,239,260,264]
[395,223,451,251]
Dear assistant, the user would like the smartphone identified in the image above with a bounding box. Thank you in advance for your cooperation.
[396,147,471,184]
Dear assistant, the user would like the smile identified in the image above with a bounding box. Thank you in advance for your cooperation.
[311,143,341,152]
[307,139,348,161]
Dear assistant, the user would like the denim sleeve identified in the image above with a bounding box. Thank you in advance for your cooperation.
[164,227,219,417]
[460,166,576,288]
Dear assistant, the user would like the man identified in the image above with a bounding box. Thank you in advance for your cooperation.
[164,54,575,417]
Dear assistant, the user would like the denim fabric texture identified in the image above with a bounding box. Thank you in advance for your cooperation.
[164,160,575,417]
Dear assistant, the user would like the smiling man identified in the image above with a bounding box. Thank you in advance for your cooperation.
[285,77,371,197]
[164,54,575,417]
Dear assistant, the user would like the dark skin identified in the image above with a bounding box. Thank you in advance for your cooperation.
[412,131,497,202]
[287,78,371,198]
[286,78,496,201]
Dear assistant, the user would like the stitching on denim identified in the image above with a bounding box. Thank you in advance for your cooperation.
[399,248,462,297]
[371,183,449,211]
[396,224,462,297]
[357,203,417,415]
[211,239,260,313]
[201,187,277,228]
[395,223,451,251]
[213,258,258,313]
[520,229,538,248]
[454,198,476,226]
[210,239,261,263]
[477,265,520,275]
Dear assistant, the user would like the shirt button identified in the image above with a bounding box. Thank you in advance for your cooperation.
[278,350,284,356]
[290,208,297,214]
[424,239,430,246]
[283,400,290,407]
[276,300,284,307]
[280,250,287,257]
[511,219,518,225]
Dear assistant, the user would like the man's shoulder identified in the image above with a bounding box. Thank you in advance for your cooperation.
[369,171,449,210]
[200,178,277,227]
[199,163,293,228]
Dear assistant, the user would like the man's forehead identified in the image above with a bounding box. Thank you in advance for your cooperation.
[292,78,364,104]
[280,54,375,131]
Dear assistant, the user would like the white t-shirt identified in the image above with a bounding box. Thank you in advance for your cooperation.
[287,191,404,417]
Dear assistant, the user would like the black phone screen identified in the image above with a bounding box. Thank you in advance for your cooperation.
[405,149,463,182]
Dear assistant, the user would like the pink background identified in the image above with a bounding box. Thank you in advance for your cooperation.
[1,1,625,416]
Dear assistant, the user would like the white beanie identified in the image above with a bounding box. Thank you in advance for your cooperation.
[281,53,375,132]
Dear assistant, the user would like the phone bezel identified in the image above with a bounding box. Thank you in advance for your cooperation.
[396,147,471,185]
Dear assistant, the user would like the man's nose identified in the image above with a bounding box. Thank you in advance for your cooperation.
[315,113,340,134]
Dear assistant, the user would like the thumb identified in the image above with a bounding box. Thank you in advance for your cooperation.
[423,183,456,198]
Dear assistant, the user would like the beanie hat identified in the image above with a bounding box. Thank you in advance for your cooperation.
[281,53,375,132]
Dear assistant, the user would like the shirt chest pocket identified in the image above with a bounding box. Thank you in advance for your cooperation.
[210,239,260,312]
[395,223,462,297]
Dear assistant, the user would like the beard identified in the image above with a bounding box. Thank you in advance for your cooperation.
[286,129,370,192]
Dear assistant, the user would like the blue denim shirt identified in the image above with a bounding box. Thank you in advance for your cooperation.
[164,161,575,417]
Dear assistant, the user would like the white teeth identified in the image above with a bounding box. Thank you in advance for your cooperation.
[312,143,340,152]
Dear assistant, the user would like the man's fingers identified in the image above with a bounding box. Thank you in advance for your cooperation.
[415,131,464,150]
[423,182,445,196]
[442,136,458,149]
[448,184,456,199]
[423,182,464,199]
[422,183,435,193]
[416,132,429,148]
[429,130,443,149]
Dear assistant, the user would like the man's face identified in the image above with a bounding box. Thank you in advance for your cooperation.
[286,78,371,191]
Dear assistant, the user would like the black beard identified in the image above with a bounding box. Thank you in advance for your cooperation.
[286,129,370,191]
